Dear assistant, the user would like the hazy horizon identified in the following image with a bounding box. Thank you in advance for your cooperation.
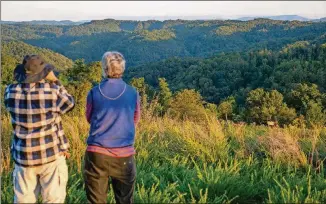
[1,14,326,23]
[1,1,326,22]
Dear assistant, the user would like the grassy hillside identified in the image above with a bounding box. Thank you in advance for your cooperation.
[2,19,326,66]
[1,41,73,70]
[1,111,326,203]
[1,35,326,202]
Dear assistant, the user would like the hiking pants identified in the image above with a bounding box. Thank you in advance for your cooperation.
[83,151,136,204]
[13,155,68,203]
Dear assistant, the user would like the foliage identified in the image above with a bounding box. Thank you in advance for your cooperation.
[288,83,323,115]
[62,60,102,117]
[305,101,326,127]
[64,59,101,84]
[157,78,172,115]
[246,89,296,125]
[169,89,208,122]
[2,19,326,66]
[282,41,310,53]
[127,42,326,108]
[1,53,19,85]
[65,19,121,36]
[137,29,176,41]
[130,77,149,112]
[217,96,236,120]
[65,81,93,117]
[2,27,326,202]
[2,40,326,126]
[1,41,73,71]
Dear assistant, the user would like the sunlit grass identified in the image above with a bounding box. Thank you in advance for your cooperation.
[1,112,326,203]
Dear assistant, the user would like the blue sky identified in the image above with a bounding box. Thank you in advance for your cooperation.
[2,1,326,21]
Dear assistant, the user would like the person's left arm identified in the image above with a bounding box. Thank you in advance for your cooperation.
[134,92,141,126]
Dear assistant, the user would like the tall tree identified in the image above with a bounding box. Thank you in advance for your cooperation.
[217,96,236,121]
[130,77,149,110]
[158,78,172,115]
[246,88,296,125]
[169,89,207,122]
[288,83,322,115]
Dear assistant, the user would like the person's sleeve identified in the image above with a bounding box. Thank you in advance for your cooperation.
[4,85,10,109]
[55,81,75,114]
[134,92,141,125]
[86,90,93,124]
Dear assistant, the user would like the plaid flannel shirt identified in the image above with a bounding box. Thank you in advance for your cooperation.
[4,80,75,166]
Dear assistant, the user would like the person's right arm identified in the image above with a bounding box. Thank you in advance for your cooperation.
[46,71,74,156]
[55,81,75,114]
[46,71,75,114]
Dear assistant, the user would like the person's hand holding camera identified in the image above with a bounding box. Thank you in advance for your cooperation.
[46,71,59,82]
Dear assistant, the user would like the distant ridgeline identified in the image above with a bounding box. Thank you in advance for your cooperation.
[2,18,326,66]
[1,41,73,70]
[1,19,326,126]
[1,41,73,85]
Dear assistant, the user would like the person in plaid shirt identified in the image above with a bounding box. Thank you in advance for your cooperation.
[4,55,75,203]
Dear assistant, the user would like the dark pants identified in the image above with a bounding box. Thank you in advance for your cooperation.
[83,151,136,204]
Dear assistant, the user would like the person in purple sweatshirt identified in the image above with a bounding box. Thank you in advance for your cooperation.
[84,51,141,204]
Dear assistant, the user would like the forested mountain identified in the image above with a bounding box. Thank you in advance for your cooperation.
[2,18,326,66]
[238,16,326,22]
[125,41,326,106]
[313,17,326,22]
[1,41,73,85]
[0,20,88,25]
[1,41,73,70]
[3,16,326,204]
[2,18,326,126]
[238,15,311,22]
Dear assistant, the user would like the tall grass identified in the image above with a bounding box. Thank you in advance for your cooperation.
[1,111,326,203]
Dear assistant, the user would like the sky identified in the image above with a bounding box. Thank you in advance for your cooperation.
[1,1,326,21]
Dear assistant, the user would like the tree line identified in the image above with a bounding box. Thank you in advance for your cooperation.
[2,18,326,66]
[2,38,326,127]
